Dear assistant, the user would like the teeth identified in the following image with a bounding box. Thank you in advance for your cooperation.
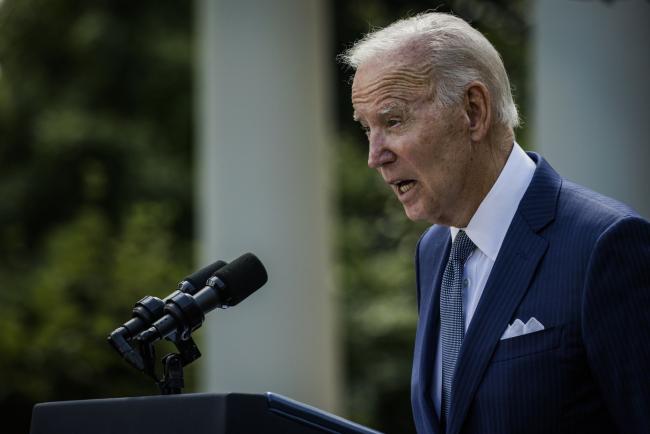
[399,181,415,193]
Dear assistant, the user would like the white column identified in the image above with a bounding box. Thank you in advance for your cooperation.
[533,0,650,218]
[195,0,339,412]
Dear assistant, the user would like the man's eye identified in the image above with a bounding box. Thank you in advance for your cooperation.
[387,119,401,128]
[360,125,370,135]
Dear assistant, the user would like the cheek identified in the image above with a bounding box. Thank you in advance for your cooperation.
[415,143,462,196]
[408,129,440,163]
[410,132,451,173]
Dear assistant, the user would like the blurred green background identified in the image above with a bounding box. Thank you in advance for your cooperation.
[0,1,528,432]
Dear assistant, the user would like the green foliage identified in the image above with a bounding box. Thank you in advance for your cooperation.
[0,0,193,430]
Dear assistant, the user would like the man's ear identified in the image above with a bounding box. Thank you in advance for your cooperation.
[464,81,491,141]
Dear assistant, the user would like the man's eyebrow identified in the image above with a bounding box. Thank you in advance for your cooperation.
[352,111,360,122]
[378,103,405,116]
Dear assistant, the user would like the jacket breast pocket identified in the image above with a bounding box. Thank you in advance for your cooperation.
[491,325,563,363]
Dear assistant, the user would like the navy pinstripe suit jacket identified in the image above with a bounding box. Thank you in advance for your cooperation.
[411,153,650,434]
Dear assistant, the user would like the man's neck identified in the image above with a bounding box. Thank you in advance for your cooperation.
[452,130,514,228]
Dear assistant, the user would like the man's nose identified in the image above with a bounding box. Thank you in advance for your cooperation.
[367,132,396,169]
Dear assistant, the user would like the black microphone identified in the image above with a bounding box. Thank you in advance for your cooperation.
[113,259,227,338]
[108,259,227,367]
[177,259,230,295]
[136,252,267,344]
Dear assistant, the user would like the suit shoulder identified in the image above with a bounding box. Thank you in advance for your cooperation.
[557,180,645,233]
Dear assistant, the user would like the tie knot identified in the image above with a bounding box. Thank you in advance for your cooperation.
[450,230,476,264]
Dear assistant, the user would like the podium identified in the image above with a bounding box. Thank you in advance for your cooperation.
[30,392,383,434]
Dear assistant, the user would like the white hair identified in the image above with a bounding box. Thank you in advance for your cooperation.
[341,12,520,128]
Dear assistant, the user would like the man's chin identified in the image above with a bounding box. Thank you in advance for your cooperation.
[403,204,442,225]
[403,205,427,223]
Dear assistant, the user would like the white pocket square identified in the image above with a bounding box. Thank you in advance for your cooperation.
[500,317,545,340]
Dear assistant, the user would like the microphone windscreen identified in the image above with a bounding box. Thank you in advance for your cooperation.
[184,260,228,289]
[215,253,268,306]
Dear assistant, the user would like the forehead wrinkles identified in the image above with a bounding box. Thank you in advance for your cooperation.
[352,64,433,106]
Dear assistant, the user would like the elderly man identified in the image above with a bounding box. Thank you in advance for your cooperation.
[342,12,650,434]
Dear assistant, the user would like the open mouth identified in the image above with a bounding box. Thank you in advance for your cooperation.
[396,180,416,194]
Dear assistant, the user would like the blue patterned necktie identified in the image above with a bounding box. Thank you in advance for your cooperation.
[440,230,476,425]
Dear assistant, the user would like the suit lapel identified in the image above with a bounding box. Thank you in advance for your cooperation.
[446,153,561,434]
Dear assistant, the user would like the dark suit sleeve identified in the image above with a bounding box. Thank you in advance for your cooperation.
[582,216,650,433]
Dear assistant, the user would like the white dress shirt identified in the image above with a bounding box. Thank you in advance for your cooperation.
[432,142,536,417]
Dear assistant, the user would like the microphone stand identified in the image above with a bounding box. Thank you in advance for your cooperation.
[134,331,202,395]
[109,297,203,395]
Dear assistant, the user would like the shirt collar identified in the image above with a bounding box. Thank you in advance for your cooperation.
[450,142,536,261]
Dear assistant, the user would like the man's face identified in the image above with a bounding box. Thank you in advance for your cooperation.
[351,56,474,225]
